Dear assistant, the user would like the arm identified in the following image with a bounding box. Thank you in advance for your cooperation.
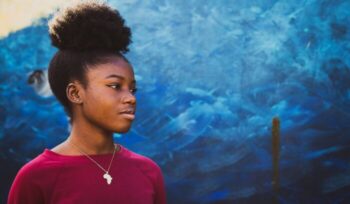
[154,166,167,204]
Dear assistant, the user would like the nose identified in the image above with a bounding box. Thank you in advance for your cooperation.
[122,91,136,105]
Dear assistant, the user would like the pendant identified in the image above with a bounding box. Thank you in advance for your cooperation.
[103,172,113,185]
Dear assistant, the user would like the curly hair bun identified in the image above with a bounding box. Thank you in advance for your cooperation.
[48,1,131,53]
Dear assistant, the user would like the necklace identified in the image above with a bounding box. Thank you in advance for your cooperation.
[70,142,117,185]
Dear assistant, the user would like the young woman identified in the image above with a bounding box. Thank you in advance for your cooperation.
[8,2,166,204]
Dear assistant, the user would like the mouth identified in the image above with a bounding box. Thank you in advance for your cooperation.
[119,109,135,120]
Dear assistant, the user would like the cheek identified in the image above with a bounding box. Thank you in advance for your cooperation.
[84,91,117,114]
[83,93,133,132]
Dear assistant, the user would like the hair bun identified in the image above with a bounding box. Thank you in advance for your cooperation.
[48,2,131,53]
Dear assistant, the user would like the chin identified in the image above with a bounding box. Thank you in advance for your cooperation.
[113,125,132,133]
[109,118,133,133]
[116,129,130,134]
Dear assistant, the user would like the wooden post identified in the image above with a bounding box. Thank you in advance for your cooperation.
[272,117,280,202]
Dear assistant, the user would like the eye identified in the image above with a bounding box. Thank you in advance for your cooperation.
[130,87,138,95]
[108,84,121,90]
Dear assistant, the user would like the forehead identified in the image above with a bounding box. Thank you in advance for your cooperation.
[87,57,134,82]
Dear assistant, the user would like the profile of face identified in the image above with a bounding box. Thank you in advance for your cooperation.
[71,56,137,133]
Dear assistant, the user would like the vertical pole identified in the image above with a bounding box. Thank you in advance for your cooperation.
[272,117,280,203]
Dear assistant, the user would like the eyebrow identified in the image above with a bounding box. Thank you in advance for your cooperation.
[105,74,136,83]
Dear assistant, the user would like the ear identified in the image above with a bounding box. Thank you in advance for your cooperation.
[66,82,84,104]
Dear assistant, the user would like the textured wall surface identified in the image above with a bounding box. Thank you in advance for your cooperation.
[1,0,350,203]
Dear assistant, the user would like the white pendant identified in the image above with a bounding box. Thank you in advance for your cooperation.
[103,172,113,185]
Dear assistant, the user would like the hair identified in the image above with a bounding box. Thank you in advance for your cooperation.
[48,1,132,117]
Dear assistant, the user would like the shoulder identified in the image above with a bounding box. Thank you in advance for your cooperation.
[16,150,63,180]
[8,150,63,204]
[118,145,167,203]
[119,145,163,177]
[10,150,64,191]
[121,145,160,166]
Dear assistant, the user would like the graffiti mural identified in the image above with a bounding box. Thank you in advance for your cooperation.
[1,0,349,203]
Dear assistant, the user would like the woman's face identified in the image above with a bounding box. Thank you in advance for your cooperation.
[80,56,137,133]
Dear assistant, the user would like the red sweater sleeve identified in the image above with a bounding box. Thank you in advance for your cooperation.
[7,163,45,204]
[133,153,167,204]
[155,166,167,204]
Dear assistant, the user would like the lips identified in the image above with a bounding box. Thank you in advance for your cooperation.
[119,109,135,120]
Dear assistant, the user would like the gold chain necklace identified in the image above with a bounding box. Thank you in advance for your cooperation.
[70,142,117,185]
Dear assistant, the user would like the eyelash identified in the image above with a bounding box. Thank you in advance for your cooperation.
[108,84,137,95]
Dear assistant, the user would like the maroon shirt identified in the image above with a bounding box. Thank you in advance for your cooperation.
[8,145,166,204]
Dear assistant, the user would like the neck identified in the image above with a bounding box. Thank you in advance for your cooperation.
[67,117,115,155]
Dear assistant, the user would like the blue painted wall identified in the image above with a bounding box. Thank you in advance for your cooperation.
[1,0,350,203]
